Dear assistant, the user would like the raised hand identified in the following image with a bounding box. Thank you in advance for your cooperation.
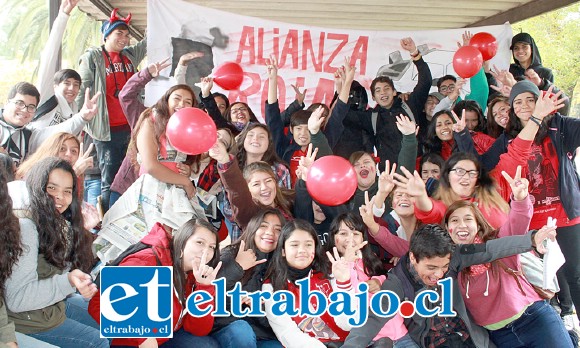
[533,86,566,119]
[208,139,230,164]
[79,88,101,121]
[395,114,416,136]
[501,165,529,201]
[266,54,279,79]
[326,247,350,282]
[490,84,512,98]
[448,78,465,102]
[334,67,345,93]
[178,51,205,66]
[291,84,307,105]
[147,58,171,78]
[400,37,417,53]
[451,109,466,133]
[193,248,223,286]
[490,65,517,88]
[534,225,557,254]
[343,56,356,82]
[358,191,379,232]
[73,143,94,176]
[457,31,473,48]
[378,160,397,196]
[61,0,79,15]
[308,105,326,134]
[235,240,267,270]
[524,69,542,87]
[296,143,318,181]
[393,166,427,198]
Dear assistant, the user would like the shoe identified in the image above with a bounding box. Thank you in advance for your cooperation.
[96,195,104,220]
[563,314,580,332]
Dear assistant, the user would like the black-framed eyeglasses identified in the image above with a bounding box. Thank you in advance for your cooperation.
[450,168,479,178]
[231,107,248,115]
[439,84,455,93]
[10,99,37,113]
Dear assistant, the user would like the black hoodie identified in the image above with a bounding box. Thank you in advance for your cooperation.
[509,32,554,84]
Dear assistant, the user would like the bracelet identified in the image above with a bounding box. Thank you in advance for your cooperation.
[529,116,542,127]
[410,50,420,58]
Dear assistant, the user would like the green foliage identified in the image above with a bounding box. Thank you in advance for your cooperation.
[512,2,580,103]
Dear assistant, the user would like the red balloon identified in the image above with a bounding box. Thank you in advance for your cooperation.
[213,62,244,90]
[469,32,498,61]
[452,46,483,78]
[166,107,217,155]
[306,156,357,206]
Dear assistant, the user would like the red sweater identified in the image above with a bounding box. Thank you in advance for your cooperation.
[88,223,215,346]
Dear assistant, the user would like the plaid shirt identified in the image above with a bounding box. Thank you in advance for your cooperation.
[407,259,471,348]
[198,159,220,192]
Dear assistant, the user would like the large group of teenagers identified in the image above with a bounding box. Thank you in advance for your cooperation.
[1,1,580,348]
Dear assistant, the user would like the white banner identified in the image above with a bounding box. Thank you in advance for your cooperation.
[147,0,512,120]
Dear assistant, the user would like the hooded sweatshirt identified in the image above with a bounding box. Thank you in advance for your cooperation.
[509,33,554,84]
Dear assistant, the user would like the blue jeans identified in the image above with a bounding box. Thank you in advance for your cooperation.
[15,332,58,348]
[83,178,101,207]
[112,328,220,348]
[109,190,121,209]
[489,300,573,348]
[28,295,109,348]
[393,334,420,348]
[94,129,130,213]
[211,320,282,348]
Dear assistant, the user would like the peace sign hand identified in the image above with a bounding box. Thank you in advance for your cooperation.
[147,58,171,78]
[451,109,466,133]
[235,240,267,271]
[193,248,222,286]
[266,54,279,79]
[291,84,307,105]
[378,160,397,196]
[73,143,94,176]
[501,165,529,201]
[79,89,101,121]
[296,143,318,181]
[326,247,351,282]
[358,191,379,232]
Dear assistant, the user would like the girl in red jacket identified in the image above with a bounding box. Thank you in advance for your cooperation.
[89,219,222,348]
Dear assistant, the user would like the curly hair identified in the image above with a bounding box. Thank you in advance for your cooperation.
[0,166,22,296]
[25,157,94,272]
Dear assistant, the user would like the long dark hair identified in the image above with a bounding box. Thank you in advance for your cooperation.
[326,212,386,278]
[236,123,286,169]
[224,102,259,124]
[225,208,287,285]
[453,100,486,133]
[486,96,509,138]
[424,110,455,154]
[25,157,94,272]
[242,162,294,216]
[0,166,22,296]
[171,218,220,304]
[264,219,330,291]
[130,84,198,164]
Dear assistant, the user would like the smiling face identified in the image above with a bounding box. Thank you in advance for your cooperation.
[168,89,194,115]
[391,187,415,217]
[512,92,536,122]
[54,78,81,104]
[492,101,510,129]
[438,79,456,97]
[214,95,228,116]
[46,168,74,214]
[353,153,377,190]
[181,227,217,272]
[410,252,451,287]
[446,206,479,244]
[283,229,316,270]
[424,95,439,120]
[435,114,454,141]
[464,110,479,132]
[372,82,397,108]
[421,161,441,182]
[104,27,130,53]
[247,171,277,206]
[512,42,532,66]
[334,221,364,255]
[4,93,37,127]
[291,124,311,148]
[254,213,283,253]
[58,139,80,165]
[448,160,478,198]
[244,127,269,157]
[230,103,251,125]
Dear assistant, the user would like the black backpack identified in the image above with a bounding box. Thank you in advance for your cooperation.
[95,242,162,290]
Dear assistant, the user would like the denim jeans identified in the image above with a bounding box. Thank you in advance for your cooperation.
[556,224,580,321]
[489,300,573,348]
[83,178,101,207]
[94,129,130,213]
[211,320,281,348]
[15,332,58,348]
[27,294,109,348]
[109,190,121,209]
[112,328,220,348]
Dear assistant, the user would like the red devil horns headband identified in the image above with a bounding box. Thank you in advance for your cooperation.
[110,8,132,25]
